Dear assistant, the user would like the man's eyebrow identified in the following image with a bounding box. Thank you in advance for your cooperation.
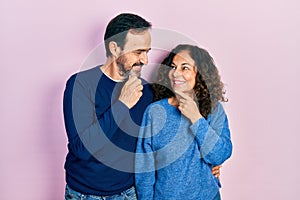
[135,48,151,52]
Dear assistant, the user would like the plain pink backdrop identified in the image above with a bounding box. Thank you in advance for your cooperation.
[1,0,300,199]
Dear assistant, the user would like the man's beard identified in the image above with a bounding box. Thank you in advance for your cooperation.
[116,55,144,79]
[116,55,130,78]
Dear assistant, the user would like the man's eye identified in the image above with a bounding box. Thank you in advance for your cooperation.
[171,66,176,70]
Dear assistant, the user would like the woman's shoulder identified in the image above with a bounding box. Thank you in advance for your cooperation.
[211,102,226,114]
[144,98,170,114]
[149,98,170,107]
[208,102,228,121]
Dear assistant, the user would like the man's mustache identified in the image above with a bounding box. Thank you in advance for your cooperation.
[132,62,144,67]
[123,62,144,80]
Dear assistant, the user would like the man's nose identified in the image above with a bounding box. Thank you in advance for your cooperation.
[139,52,148,65]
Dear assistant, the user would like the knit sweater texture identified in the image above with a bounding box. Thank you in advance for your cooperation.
[135,98,232,200]
[63,66,153,196]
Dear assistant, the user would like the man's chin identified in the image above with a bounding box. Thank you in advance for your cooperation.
[129,70,141,77]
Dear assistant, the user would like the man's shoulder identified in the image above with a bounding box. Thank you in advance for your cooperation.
[75,66,101,78]
[66,66,102,85]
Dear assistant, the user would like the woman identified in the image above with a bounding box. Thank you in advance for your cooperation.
[135,44,232,200]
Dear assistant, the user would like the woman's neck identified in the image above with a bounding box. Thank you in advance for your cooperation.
[168,96,179,107]
[168,92,195,108]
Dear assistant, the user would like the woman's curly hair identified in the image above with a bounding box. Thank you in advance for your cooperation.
[152,44,227,119]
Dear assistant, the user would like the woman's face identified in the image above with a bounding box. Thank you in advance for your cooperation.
[168,50,198,94]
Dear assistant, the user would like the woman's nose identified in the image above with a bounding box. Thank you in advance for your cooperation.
[173,67,182,77]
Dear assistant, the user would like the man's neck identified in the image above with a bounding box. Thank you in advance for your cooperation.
[101,57,125,81]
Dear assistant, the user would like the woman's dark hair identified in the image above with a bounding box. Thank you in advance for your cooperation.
[152,44,227,118]
[104,13,152,57]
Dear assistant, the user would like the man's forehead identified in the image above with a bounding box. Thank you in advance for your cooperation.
[123,30,151,52]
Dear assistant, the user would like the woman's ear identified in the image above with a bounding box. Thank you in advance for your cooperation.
[109,41,121,57]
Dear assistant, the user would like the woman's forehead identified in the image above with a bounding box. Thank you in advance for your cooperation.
[172,50,194,65]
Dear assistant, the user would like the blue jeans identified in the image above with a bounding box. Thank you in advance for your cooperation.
[65,185,137,200]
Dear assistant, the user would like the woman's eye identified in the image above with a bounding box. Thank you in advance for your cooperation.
[171,66,176,70]
[183,66,189,70]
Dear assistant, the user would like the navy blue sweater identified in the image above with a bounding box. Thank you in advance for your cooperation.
[63,66,153,196]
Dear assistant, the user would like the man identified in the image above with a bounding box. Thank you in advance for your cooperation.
[63,13,221,199]
[63,13,152,200]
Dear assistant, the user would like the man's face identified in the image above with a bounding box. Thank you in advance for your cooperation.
[116,30,151,78]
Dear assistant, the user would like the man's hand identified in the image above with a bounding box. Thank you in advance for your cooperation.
[119,76,143,109]
[212,165,222,179]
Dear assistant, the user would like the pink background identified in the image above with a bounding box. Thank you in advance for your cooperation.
[1,0,300,199]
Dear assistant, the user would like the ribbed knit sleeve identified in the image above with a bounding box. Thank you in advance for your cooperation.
[63,73,129,161]
[189,102,232,166]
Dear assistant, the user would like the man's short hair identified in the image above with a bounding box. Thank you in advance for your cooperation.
[104,13,152,57]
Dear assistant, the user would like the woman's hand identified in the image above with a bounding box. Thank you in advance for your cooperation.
[175,90,203,124]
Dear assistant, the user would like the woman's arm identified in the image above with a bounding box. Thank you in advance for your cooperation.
[190,102,233,166]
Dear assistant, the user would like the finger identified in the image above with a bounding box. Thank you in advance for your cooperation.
[130,78,142,88]
[175,90,194,101]
[135,85,143,92]
[178,105,183,112]
[213,170,220,177]
[213,165,221,170]
[125,75,138,85]
[179,98,186,105]
[136,91,143,99]
[212,166,221,172]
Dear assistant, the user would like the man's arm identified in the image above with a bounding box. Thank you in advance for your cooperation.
[63,74,129,160]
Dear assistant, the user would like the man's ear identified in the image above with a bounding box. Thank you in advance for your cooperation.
[109,41,121,57]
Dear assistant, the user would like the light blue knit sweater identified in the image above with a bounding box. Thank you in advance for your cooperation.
[135,98,232,200]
